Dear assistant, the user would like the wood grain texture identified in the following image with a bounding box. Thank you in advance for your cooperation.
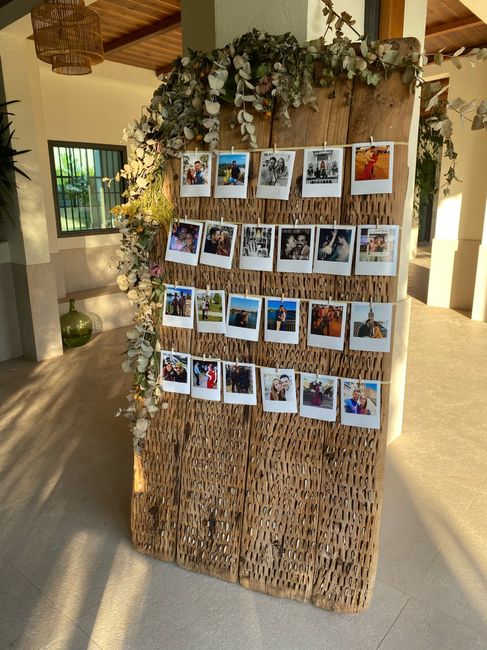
[131,40,416,611]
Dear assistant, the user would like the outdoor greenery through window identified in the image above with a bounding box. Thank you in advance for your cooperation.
[49,141,125,236]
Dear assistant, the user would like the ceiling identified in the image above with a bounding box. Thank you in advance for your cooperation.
[425,0,487,52]
[84,0,182,75]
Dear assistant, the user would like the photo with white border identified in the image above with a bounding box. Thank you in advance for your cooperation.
[240,224,275,272]
[277,225,315,274]
[214,151,250,199]
[162,285,194,329]
[191,358,221,401]
[195,289,226,334]
[307,300,347,350]
[226,293,262,342]
[200,220,238,270]
[260,367,298,413]
[302,147,344,198]
[313,225,355,276]
[180,152,212,197]
[264,297,300,345]
[341,379,381,429]
[351,142,394,195]
[223,361,257,405]
[300,374,338,422]
[349,302,393,353]
[160,350,191,394]
[165,219,203,266]
[256,150,296,200]
[355,225,399,276]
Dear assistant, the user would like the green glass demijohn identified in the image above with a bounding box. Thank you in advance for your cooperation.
[60,299,93,348]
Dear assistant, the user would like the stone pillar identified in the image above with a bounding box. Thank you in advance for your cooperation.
[0,32,63,360]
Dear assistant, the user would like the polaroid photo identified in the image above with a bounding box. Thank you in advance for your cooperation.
[307,301,347,350]
[277,225,315,274]
[240,224,276,272]
[162,285,194,329]
[313,225,356,276]
[355,225,399,276]
[341,379,381,429]
[195,289,226,334]
[256,150,296,200]
[200,220,238,270]
[165,219,203,266]
[226,293,262,342]
[214,151,250,199]
[191,358,221,401]
[264,297,300,345]
[260,368,298,413]
[300,373,338,422]
[349,302,393,353]
[223,361,257,405]
[351,142,394,195]
[180,152,212,197]
[301,147,344,198]
[160,350,191,395]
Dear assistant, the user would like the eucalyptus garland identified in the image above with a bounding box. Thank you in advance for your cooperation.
[112,0,487,452]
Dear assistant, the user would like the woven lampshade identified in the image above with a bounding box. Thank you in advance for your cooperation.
[31,0,104,75]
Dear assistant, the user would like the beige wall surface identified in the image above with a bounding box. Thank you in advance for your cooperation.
[426,60,487,311]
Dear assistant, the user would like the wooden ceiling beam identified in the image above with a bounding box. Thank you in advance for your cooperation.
[104,11,181,54]
[426,15,484,37]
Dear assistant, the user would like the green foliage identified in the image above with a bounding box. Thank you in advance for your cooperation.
[0,101,30,222]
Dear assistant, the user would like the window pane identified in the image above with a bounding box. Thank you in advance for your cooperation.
[50,143,125,235]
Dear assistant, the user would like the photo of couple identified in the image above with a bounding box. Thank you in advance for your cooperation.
[191,359,220,400]
[223,362,257,405]
[316,227,352,263]
[355,225,398,276]
[300,374,337,421]
[200,221,237,269]
[265,298,300,344]
[277,226,315,273]
[165,219,202,265]
[341,380,381,429]
[261,368,297,413]
[302,147,343,198]
[163,285,194,329]
[161,351,191,394]
[226,294,262,341]
[314,225,355,275]
[350,302,393,353]
[182,153,210,185]
[195,289,225,334]
[310,304,343,337]
[257,151,295,200]
[240,224,275,271]
[215,152,250,199]
[351,142,393,195]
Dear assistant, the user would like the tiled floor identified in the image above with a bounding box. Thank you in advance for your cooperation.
[1,298,486,649]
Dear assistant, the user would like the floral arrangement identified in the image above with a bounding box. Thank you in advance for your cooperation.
[112,0,487,452]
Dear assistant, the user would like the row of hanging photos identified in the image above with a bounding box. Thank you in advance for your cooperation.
[160,351,382,430]
[166,219,399,277]
[179,141,394,201]
[163,286,393,354]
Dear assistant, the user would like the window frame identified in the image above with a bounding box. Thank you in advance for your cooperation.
[48,140,127,238]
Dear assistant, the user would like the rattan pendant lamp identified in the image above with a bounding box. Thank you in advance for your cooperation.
[31,0,104,75]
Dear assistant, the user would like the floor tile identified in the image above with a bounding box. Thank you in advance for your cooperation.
[379,597,485,650]
[0,558,96,650]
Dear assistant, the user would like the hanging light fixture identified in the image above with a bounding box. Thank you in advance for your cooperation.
[31,0,104,75]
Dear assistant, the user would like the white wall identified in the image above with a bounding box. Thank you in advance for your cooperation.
[38,59,157,293]
[426,60,487,311]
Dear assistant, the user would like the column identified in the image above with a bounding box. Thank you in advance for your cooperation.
[0,31,63,360]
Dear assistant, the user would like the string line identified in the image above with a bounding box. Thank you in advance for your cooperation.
[173,217,402,229]
[167,352,391,385]
[188,141,409,155]
[162,283,405,307]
